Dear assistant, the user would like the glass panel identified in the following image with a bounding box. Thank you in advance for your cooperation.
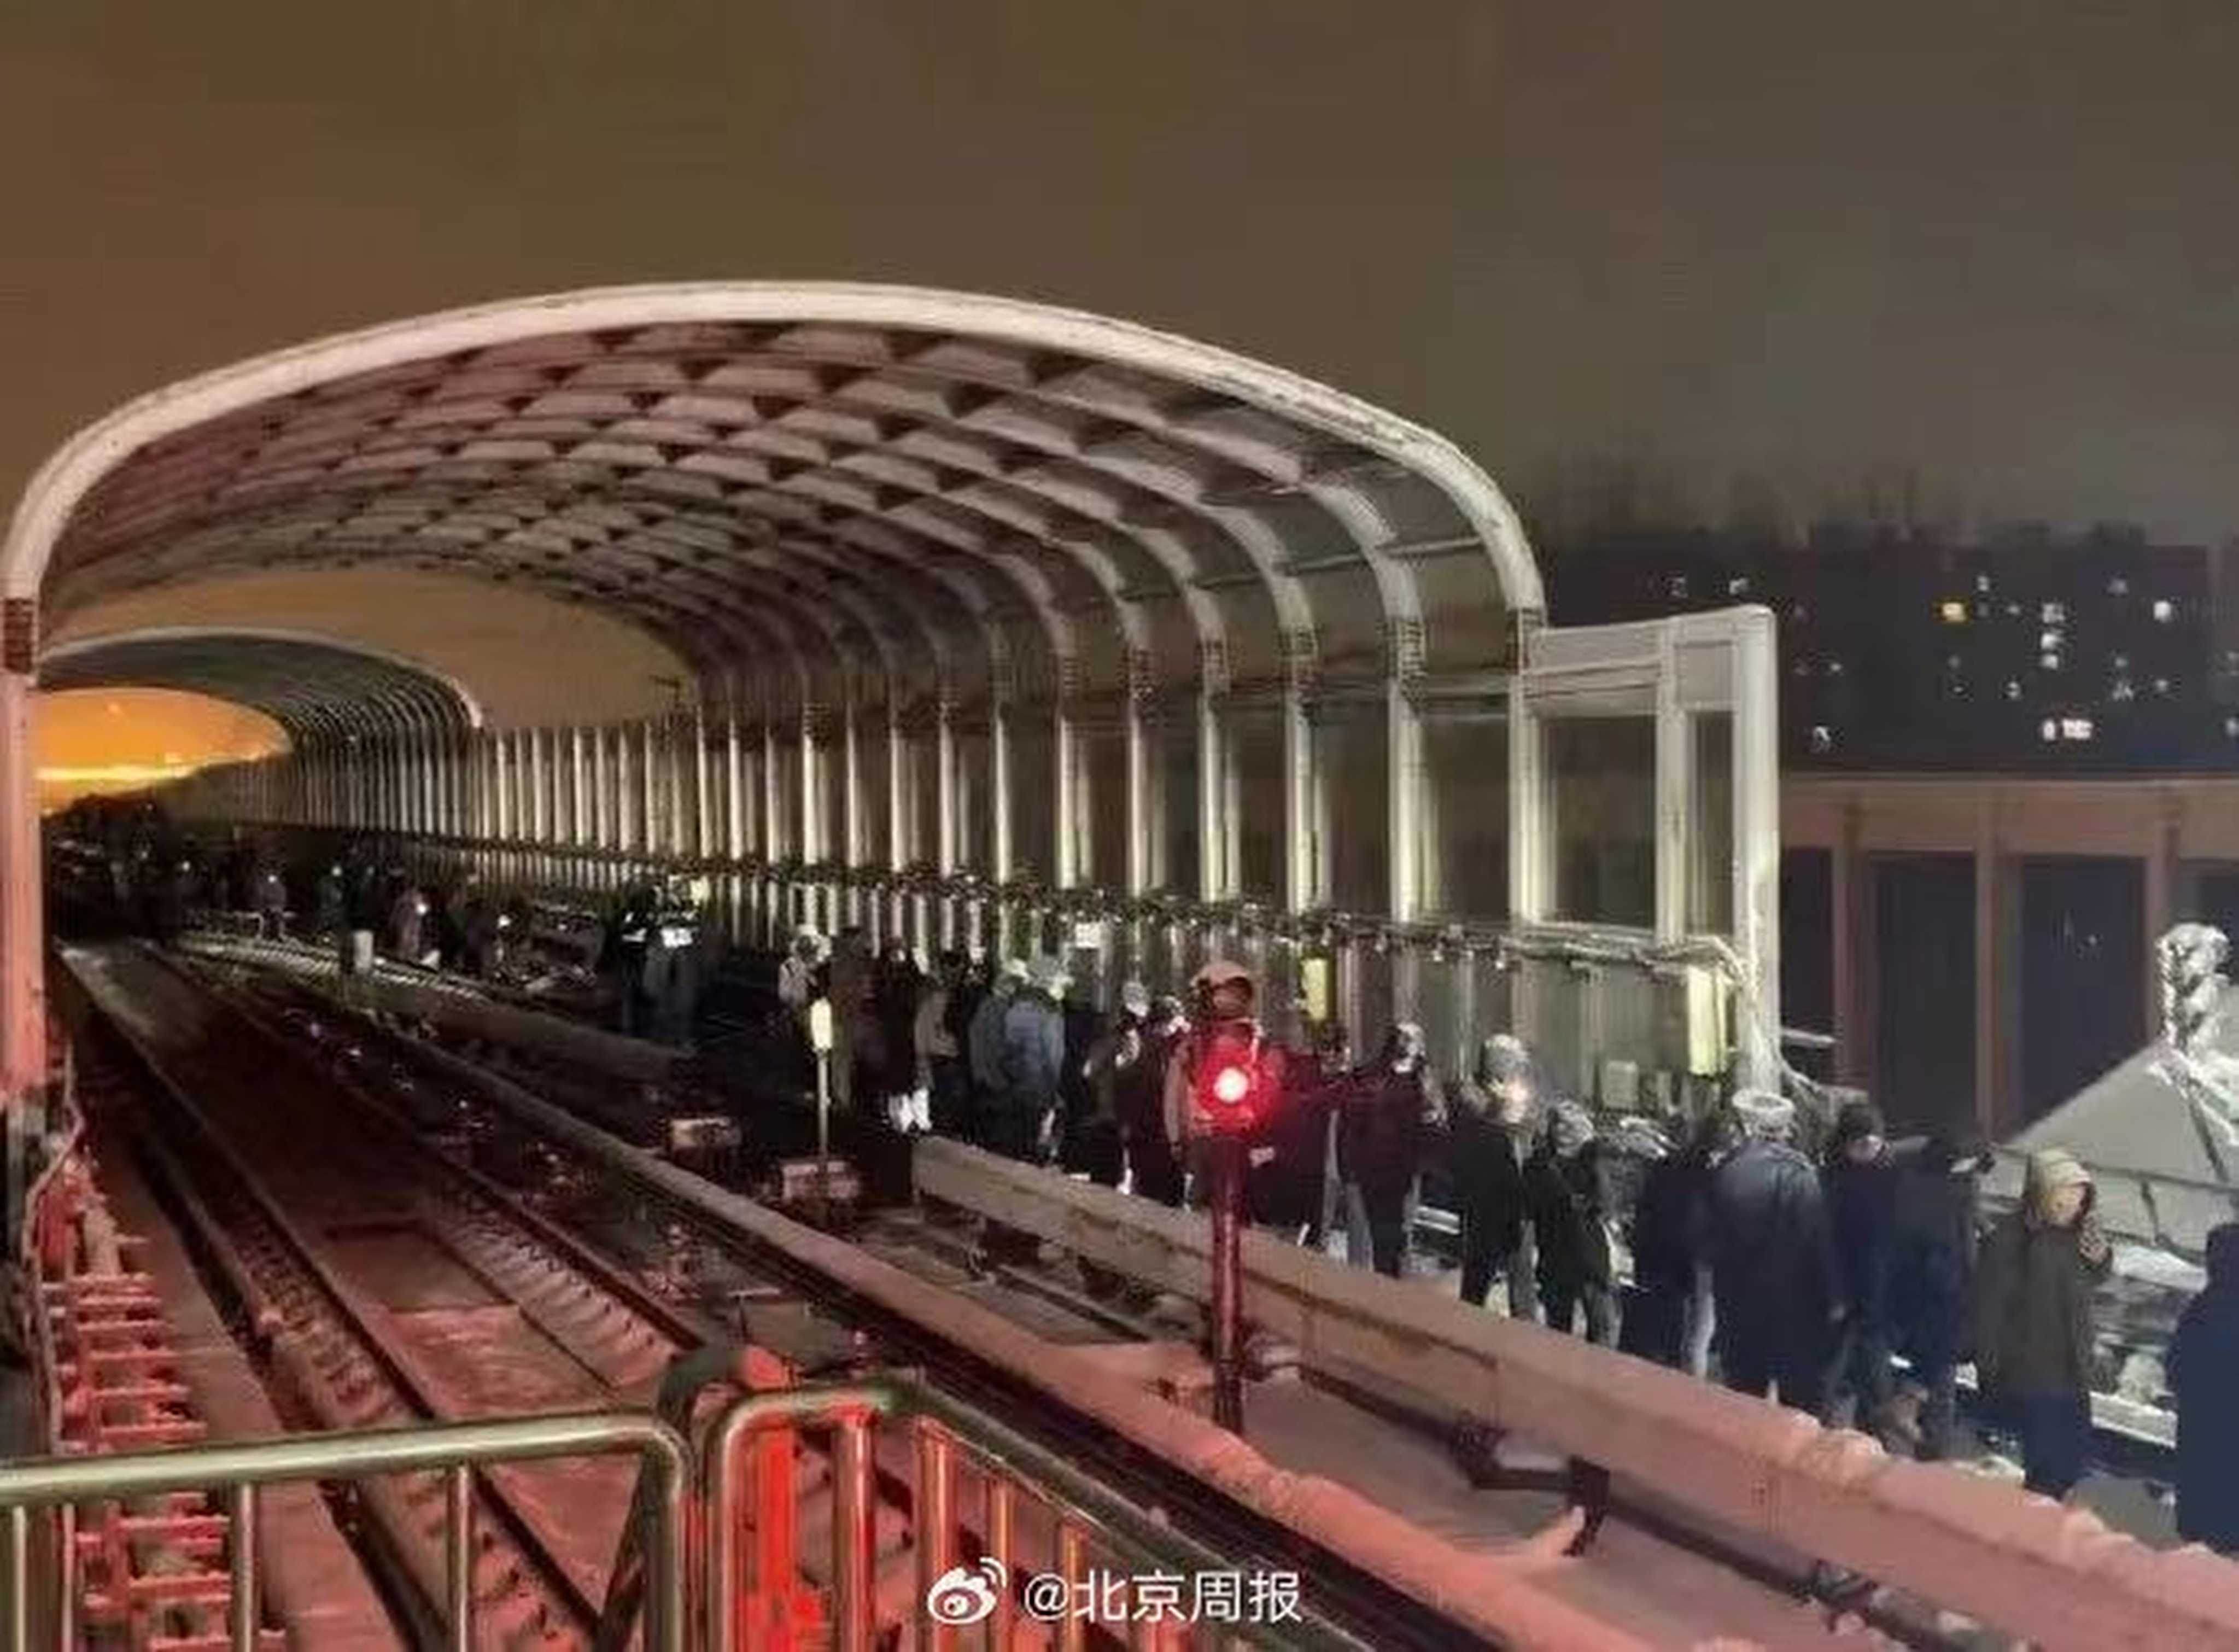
[1547,716,1656,928]
[1009,716,1056,883]
[1082,728,1129,889]
[1157,715,1200,895]
[1313,703,1388,913]
[1689,711,1734,934]
[1229,708,1284,902]
[954,727,991,872]
[1422,714,1507,922]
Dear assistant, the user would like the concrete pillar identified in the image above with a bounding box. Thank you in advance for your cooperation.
[900,710,921,873]
[798,710,819,865]
[641,720,662,859]
[991,702,1013,882]
[1124,685,1149,898]
[841,702,862,868]
[1281,686,1313,913]
[1054,698,1078,889]
[1387,679,1423,923]
[694,707,714,860]
[726,705,747,861]
[761,722,782,861]
[1198,690,1225,901]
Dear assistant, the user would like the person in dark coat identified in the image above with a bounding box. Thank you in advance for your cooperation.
[1337,1025,1442,1278]
[872,938,926,1118]
[1704,1090,1842,1414]
[967,961,1025,1149]
[1884,1133,1989,1461]
[1256,1020,1349,1244]
[314,862,347,937]
[1820,1101,1909,1433]
[2170,1222,2239,1554]
[1452,1035,1542,1317]
[1973,1148,2112,1501]
[1073,983,1144,1189]
[1121,995,1189,1206]
[1621,1106,1732,1371]
[996,959,1069,1164]
[1523,1101,1620,1344]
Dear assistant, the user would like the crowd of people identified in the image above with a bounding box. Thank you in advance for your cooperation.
[771,925,2239,1548]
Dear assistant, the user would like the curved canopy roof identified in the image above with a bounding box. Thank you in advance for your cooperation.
[5,284,1539,720]
[40,628,481,739]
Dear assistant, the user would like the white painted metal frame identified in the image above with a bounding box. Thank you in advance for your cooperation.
[1509,605,1781,1089]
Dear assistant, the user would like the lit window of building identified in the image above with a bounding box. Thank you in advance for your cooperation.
[2004,679,2022,701]
[2039,628,2065,651]
[1976,574,1994,593]
[2041,719,2060,743]
[2111,678,2136,703]
[2042,602,2067,624]
[2224,715,2239,739]
[2042,652,2062,670]
[2108,576,2130,597]
[2112,652,2130,671]
[2153,598,2176,623]
[1809,725,1834,754]
[1827,659,1845,677]
[1668,575,1690,599]
[2062,716,2096,741]
[1728,576,1751,596]
[2154,677,2173,696]
[1939,599,1968,624]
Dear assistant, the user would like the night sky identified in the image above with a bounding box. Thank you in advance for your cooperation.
[10,2,2239,779]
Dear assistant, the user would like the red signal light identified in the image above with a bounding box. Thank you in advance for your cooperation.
[1211,1064,1253,1106]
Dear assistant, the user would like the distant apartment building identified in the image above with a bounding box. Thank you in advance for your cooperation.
[1550,528,2239,1141]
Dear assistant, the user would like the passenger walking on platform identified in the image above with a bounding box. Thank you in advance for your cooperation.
[1705,1090,1842,1413]
[1974,1148,2112,1501]
[1621,1107,1729,1372]
[873,938,926,1128]
[968,960,1026,1147]
[1079,983,1150,1190]
[913,952,969,1138]
[1123,995,1189,1206]
[1524,1100,1620,1344]
[252,856,289,941]
[387,879,431,967]
[996,959,1070,1163]
[826,928,874,1110]
[1056,978,1112,1180]
[1820,1102,1908,1434]
[604,880,659,1035]
[1253,1018,1344,1241]
[314,862,347,937]
[1337,1024,1442,1278]
[1453,1035,1542,1318]
[2169,1222,2239,1554]
[1884,1134,1987,1461]
[777,928,822,1023]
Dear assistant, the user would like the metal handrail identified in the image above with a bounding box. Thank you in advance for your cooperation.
[704,1376,1373,1652]
[0,1411,689,1652]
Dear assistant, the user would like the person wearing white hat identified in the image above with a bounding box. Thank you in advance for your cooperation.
[993,958,1069,1162]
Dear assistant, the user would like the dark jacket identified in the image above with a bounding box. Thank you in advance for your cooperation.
[1972,1152,2112,1398]
[1629,1147,1714,1298]
[1524,1135,1617,1296]
[1705,1136,1842,1330]
[999,990,1067,1113]
[1823,1147,1908,1326]
[1337,1065,1440,1205]
[2170,1224,2239,1551]
[1885,1147,1982,1370]
[1449,1098,1530,1258]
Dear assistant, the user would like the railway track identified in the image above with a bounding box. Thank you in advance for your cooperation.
[80,936,2145,1648]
